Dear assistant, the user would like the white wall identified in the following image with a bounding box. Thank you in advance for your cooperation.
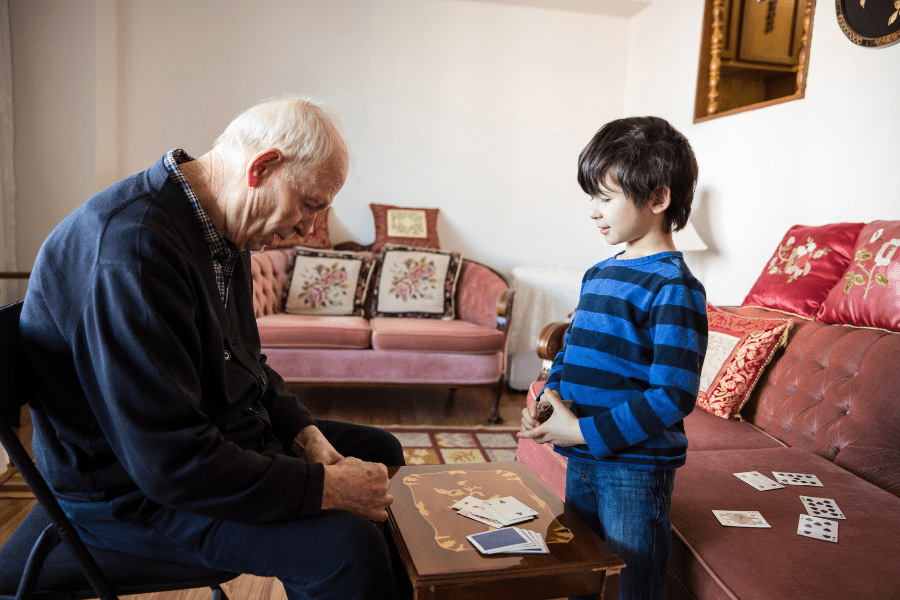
[12,0,899,302]
[10,0,98,269]
[11,0,630,276]
[623,1,900,304]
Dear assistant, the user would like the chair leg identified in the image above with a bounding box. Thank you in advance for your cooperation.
[487,377,505,425]
[210,583,231,600]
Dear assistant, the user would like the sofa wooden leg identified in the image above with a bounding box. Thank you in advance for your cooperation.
[487,378,505,425]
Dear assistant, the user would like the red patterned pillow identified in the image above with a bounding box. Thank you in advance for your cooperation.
[742,223,865,318]
[264,208,332,250]
[370,204,440,253]
[816,221,900,332]
[697,304,793,420]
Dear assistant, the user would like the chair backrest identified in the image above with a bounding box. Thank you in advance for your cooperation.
[1,301,238,600]
[0,301,26,429]
[0,301,123,599]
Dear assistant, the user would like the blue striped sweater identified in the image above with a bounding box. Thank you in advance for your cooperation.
[544,251,708,470]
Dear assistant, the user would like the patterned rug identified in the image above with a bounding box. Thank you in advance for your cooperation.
[0,469,34,499]
[385,426,521,465]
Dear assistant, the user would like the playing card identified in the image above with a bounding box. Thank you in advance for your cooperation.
[800,496,846,520]
[734,471,785,491]
[452,496,486,510]
[486,497,538,524]
[712,510,771,528]
[467,528,537,554]
[457,508,506,528]
[797,514,838,543]
[516,529,549,554]
[773,472,823,487]
[535,399,573,423]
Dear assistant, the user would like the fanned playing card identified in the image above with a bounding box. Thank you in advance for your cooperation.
[712,510,771,528]
[773,472,823,486]
[487,497,538,524]
[797,514,838,543]
[800,496,845,520]
[734,471,784,491]
[453,495,537,527]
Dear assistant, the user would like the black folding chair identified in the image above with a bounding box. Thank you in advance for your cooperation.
[0,301,240,600]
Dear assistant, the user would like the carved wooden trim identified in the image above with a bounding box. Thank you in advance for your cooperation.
[795,0,814,95]
[707,0,726,115]
[495,288,514,332]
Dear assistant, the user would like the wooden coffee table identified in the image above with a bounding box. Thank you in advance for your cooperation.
[386,461,624,600]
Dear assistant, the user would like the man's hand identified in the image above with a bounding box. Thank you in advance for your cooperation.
[321,457,393,522]
[292,425,343,465]
[517,389,585,447]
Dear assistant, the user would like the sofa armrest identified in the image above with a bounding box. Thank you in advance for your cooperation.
[536,320,570,380]
[455,260,513,333]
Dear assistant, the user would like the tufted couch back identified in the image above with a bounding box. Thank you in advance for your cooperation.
[250,249,295,317]
[734,306,900,497]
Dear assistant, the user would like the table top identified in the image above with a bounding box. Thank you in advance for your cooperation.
[386,461,624,600]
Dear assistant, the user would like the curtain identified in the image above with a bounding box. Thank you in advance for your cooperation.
[0,0,14,473]
[0,0,16,298]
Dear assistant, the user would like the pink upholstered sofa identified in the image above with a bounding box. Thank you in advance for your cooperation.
[517,220,900,600]
[250,248,514,423]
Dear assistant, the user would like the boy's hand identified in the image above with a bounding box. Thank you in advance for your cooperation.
[518,389,585,447]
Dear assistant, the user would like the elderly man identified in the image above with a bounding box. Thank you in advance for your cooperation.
[21,97,406,600]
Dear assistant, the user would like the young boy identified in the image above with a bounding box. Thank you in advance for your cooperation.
[519,116,708,600]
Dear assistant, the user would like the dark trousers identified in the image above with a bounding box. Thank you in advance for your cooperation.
[60,420,408,600]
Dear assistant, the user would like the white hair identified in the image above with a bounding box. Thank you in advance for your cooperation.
[213,95,345,183]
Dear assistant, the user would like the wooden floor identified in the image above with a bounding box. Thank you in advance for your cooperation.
[0,384,528,600]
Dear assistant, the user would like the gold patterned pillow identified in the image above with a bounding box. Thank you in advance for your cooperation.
[369,203,441,252]
[697,304,793,420]
[371,245,461,319]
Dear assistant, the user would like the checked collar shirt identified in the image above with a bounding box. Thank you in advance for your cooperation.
[164,148,240,306]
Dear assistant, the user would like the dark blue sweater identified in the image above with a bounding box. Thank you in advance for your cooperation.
[20,155,323,522]
[544,251,708,470]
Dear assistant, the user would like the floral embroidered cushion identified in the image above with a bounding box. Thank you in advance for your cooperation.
[696,304,793,420]
[264,208,332,250]
[816,221,900,332]
[284,248,375,316]
[372,245,462,319]
[742,222,866,318]
[370,203,441,252]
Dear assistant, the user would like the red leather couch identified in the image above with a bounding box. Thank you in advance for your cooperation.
[517,231,900,600]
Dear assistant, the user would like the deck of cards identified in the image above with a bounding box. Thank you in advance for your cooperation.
[453,496,538,528]
[466,527,549,554]
[723,470,845,543]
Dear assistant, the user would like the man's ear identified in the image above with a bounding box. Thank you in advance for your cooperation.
[246,149,283,187]
[648,186,671,215]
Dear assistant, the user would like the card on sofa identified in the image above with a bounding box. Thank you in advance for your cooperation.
[799,496,845,520]
[797,514,839,543]
[712,510,771,528]
[773,472,823,486]
[734,471,784,491]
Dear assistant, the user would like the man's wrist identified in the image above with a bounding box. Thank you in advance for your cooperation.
[291,424,321,457]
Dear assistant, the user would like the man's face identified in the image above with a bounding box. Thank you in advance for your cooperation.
[244,151,348,252]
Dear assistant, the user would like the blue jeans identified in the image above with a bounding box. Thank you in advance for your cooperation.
[59,420,408,600]
[565,457,675,600]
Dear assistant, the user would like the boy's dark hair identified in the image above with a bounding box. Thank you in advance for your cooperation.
[578,116,698,233]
